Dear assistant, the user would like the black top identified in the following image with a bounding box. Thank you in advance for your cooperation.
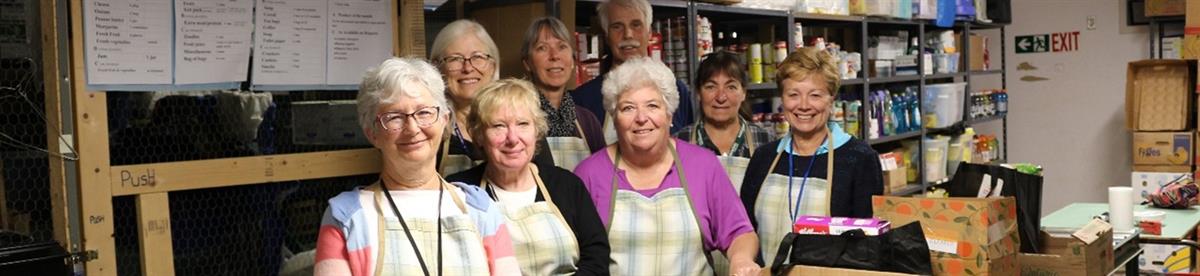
[740,138,884,228]
[446,163,611,276]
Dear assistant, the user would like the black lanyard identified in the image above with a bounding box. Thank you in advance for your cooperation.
[381,182,443,276]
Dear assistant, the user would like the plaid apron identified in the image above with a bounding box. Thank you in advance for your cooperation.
[753,133,835,264]
[606,144,713,276]
[370,182,490,275]
[688,121,757,194]
[547,121,592,171]
[602,115,618,145]
[482,165,580,275]
[439,137,480,176]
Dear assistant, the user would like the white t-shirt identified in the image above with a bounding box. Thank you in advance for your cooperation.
[490,185,537,209]
[379,187,465,220]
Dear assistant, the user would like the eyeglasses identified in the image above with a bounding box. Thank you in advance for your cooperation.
[377,106,441,131]
[440,53,493,72]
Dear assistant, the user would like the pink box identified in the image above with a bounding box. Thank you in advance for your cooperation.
[792,216,891,235]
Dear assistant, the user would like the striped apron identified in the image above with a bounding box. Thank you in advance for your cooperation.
[606,144,713,276]
[482,165,580,275]
[439,136,480,176]
[546,120,592,171]
[753,132,835,264]
[370,182,491,275]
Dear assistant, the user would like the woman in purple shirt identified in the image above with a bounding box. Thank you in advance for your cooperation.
[572,57,761,276]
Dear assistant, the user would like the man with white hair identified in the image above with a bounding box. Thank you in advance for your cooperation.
[574,0,695,139]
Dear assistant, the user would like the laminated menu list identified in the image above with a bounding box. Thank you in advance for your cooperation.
[327,0,393,85]
[252,0,327,86]
[174,0,255,85]
[85,0,173,85]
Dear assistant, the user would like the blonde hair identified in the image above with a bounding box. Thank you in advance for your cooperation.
[467,79,549,154]
[775,47,840,95]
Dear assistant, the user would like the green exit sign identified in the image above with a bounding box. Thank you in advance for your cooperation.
[1016,35,1049,53]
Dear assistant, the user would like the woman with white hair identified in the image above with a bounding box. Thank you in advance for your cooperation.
[314,57,520,276]
[573,57,762,276]
[430,19,554,175]
[521,17,606,170]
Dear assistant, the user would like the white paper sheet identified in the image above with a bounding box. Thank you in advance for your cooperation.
[252,0,327,86]
[174,0,255,85]
[326,0,394,86]
[85,0,173,85]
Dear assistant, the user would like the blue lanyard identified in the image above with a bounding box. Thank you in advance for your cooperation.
[451,122,471,153]
[787,135,826,223]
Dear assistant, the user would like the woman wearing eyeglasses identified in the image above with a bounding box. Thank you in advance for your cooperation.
[430,19,554,175]
[314,57,520,275]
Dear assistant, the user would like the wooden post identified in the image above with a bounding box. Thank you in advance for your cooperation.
[41,0,75,252]
[70,0,117,274]
[137,193,175,276]
[398,0,426,57]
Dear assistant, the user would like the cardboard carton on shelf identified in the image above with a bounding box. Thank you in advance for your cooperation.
[1131,131,1195,166]
[1146,0,1187,17]
[1018,225,1114,276]
[1125,60,1195,131]
[872,196,1021,276]
[1181,3,1200,59]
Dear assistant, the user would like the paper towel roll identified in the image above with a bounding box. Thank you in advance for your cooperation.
[1109,187,1134,232]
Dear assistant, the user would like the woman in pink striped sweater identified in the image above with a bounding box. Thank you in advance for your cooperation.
[314,57,521,276]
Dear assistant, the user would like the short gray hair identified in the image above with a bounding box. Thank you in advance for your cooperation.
[601,57,678,115]
[430,19,501,78]
[520,17,574,66]
[597,0,652,34]
[357,57,450,133]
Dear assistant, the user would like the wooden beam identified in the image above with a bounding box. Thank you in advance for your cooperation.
[398,0,426,57]
[392,0,402,56]
[136,192,174,276]
[70,0,117,274]
[109,149,381,196]
[41,0,75,252]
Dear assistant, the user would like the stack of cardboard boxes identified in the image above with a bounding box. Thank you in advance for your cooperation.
[1126,58,1198,273]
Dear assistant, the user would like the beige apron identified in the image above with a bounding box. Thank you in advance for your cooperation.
[606,144,713,276]
[482,165,580,275]
[439,137,480,176]
[753,132,835,264]
[547,120,593,171]
[370,182,491,275]
[602,115,618,145]
[688,120,757,194]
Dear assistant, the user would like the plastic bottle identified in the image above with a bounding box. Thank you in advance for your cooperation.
[832,101,846,131]
[907,89,921,129]
[893,92,908,133]
[846,100,861,138]
[996,90,1008,116]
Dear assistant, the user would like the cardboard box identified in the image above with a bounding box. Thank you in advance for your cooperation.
[1140,243,1193,273]
[872,196,1021,276]
[1125,60,1195,131]
[884,166,907,193]
[1019,229,1114,276]
[1132,171,1192,204]
[1146,0,1187,17]
[1182,3,1200,60]
[1132,131,1194,166]
[793,216,891,235]
[762,265,917,276]
[968,34,987,71]
[291,100,370,146]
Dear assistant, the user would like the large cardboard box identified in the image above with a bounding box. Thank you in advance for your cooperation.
[1146,0,1187,17]
[1140,243,1193,273]
[884,166,907,193]
[872,196,1020,276]
[1018,229,1114,276]
[1132,171,1193,204]
[1126,60,1195,131]
[1131,131,1194,166]
[963,34,988,71]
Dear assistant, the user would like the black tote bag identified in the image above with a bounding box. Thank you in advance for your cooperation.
[770,222,933,275]
[940,162,1043,253]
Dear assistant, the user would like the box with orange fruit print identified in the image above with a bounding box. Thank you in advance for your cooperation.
[872,196,1021,276]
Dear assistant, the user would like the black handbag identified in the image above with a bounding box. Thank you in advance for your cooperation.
[769,222,933,275]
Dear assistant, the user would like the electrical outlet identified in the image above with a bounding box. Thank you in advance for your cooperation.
[1087,16,1096,30]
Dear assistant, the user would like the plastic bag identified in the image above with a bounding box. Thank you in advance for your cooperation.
[940,163,1043,253]
[1145,176,1199,209]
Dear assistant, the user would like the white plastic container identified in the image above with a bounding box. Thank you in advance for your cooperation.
[922,82,966,128]
[924,135,950,183]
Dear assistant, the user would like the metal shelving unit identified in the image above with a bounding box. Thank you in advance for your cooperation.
[560,0,1008,190]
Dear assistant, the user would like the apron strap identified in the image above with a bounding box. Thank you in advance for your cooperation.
[438,136,452,175]
[529,164,579,243]
[574,119,591,149]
